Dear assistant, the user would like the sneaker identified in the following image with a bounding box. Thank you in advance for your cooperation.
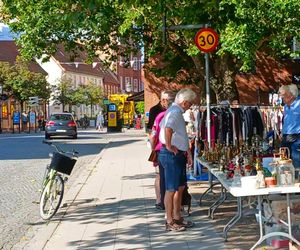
[165,221,186,232]
[155,203,165,210]
[174,217,194,228]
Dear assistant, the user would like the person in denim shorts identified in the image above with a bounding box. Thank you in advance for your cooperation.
[159,88,196,232]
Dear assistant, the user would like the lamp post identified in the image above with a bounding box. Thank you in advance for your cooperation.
[0,83,2,133]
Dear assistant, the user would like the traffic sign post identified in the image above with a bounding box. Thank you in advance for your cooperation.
[194,28,219,53]
[194,27,219,150]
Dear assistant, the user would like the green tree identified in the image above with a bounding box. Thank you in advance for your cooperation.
[0,62,12,93]
[2,1,300,101]
[52,78,76,112]
[77,82,103,118]
[0,58,50,110]
[135,101,144,115]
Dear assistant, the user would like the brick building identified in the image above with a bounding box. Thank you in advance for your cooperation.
[144,53,300,116]
[116,53,143,94]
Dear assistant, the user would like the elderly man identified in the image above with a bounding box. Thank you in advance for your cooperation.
[158,88,197,232]
[279,84,300,168]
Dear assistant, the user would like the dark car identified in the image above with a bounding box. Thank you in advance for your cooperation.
[45,113,77,139]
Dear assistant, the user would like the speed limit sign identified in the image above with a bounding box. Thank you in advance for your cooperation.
[195,28,219,53]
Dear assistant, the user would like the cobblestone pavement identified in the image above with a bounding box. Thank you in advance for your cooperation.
[0,130,109,250]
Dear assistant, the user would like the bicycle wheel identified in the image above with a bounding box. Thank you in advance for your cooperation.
[39,174,64,220]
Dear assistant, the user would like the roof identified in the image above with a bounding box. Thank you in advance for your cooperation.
[104,70,119,85]
[127,91,144,101]
[52,45,118,83]
[0,41,47,75]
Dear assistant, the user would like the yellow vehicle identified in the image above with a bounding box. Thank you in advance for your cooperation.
[108,94,135,128]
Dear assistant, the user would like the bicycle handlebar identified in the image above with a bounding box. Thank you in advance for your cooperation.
[43,140,79,157]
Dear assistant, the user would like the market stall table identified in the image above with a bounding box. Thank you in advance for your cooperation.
[197,157,300,249]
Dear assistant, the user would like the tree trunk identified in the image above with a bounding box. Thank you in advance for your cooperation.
[211,54,239,104]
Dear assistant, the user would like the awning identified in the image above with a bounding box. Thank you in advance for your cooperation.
[126,91,144,101]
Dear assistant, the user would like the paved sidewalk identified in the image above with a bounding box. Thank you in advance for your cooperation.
[15,130,250,250]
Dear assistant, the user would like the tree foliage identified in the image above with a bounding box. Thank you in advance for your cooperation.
[52,78,76,112]
[2,0,300,101]
[0,58,50,103]
[77,82,103,117]
[135,101,144,115]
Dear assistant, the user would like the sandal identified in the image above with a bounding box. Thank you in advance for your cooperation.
[165,220,186,232]
[174,217,194,228]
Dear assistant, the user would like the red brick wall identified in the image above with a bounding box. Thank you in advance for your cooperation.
[117,53,143,93]
[236,52,296,104]
[144,52,300,112]
[143,69,201,120]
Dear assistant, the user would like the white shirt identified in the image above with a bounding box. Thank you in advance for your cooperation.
[159,103,189,151]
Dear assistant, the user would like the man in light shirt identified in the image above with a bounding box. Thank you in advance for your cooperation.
[159,88,197,232]
[279,84,300,168]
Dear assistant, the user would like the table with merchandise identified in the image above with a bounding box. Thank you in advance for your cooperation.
[197,157,300,249]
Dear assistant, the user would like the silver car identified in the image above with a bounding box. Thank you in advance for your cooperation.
[45,113,77,139]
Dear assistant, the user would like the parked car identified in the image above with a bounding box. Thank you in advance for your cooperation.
[45,113,77,139]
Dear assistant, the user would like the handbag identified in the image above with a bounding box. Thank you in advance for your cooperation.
[148,150,158,162]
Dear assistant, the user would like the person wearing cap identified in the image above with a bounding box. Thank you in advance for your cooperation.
[278,84,300,168]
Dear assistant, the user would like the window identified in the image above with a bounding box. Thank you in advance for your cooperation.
[2,103,8,119]
[140,81,144,91]
[125,77,132,92]
[133,79,138,92]
[132,57,138,70]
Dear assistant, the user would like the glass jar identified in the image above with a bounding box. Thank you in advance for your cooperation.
[277,159,295,186]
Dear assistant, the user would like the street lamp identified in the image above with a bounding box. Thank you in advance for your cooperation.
[0,83,2,133]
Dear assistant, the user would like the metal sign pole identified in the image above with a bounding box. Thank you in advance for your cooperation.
[205,53,211,149]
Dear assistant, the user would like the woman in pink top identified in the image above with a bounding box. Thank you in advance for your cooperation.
[150,111,166,210]
[150,91,176,210]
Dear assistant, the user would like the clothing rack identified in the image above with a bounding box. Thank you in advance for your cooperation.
[194,105,281,149]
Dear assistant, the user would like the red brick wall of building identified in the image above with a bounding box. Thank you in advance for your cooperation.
[236,52,298,104]
[117,54,143,93]
[144,53,300,115]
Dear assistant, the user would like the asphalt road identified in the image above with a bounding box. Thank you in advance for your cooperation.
[0,129,109,250]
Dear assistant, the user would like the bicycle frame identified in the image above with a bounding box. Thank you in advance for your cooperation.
[43,169,58,196]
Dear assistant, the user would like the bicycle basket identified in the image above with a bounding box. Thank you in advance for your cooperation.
[50,152,77,175]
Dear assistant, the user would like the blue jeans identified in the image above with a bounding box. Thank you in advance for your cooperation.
[158,147,187,192]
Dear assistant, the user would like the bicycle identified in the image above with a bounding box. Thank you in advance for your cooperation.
[39,140,78,220]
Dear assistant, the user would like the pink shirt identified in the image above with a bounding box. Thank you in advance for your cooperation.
[152,111,166,151]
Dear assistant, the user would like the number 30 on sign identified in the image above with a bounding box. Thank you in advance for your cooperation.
[194,28,219,53]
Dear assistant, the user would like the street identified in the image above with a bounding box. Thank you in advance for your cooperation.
[0,129,109,250]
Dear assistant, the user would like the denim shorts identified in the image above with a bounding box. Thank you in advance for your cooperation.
[158,147,187,192]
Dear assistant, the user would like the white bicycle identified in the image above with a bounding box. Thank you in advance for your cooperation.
[39,140,78,220]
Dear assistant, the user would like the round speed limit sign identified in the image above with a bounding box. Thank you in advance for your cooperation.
[195,28,219,53]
